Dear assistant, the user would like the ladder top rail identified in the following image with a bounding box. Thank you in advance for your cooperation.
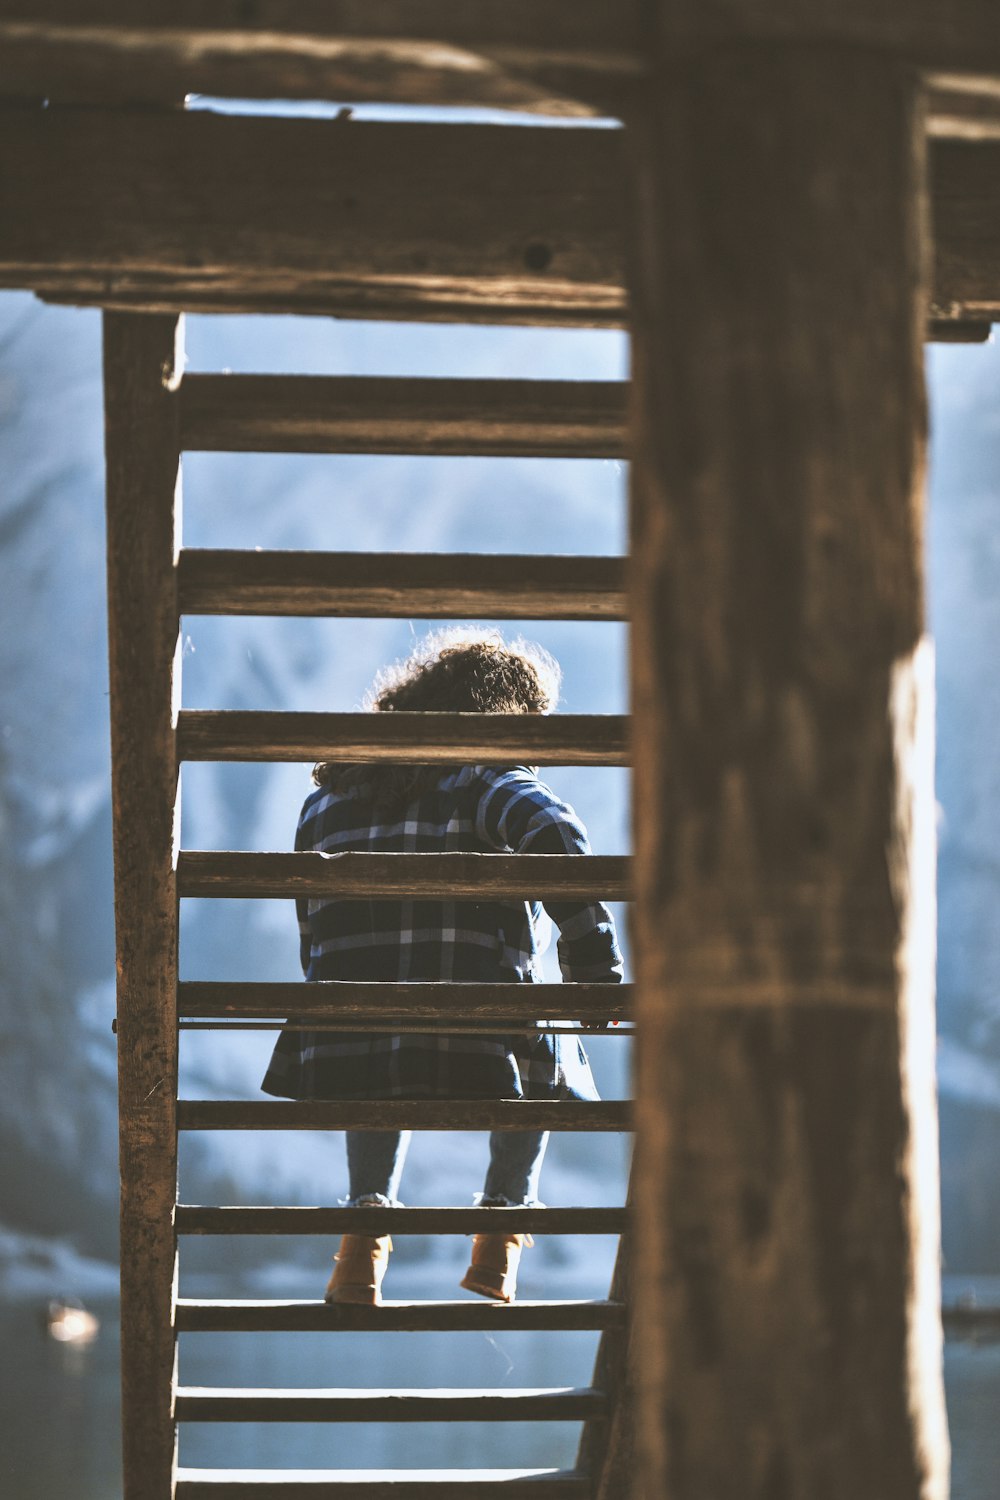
[177,710,630,766]
[177,550,627,621]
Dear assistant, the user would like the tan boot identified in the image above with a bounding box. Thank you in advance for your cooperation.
[460,1233,533,1304]
[325,1234,392,1305]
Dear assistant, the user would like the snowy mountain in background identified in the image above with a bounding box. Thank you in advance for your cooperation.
[1,295,999,1281]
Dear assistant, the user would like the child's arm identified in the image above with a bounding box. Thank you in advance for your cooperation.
[476,768,624,1016]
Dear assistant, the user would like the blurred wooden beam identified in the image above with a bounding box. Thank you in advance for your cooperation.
[0,3,640,114]
[4,108,1000,319]
[662,4,1000,77]
[5,7,1000,114]
[628,44,949,1500]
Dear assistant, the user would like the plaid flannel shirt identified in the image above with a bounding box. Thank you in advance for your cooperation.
[261,764,624,1102]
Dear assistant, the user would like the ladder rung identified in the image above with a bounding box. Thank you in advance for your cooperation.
[175,1469,588,1497]
[176,1206,626,1236]
[177,852,631,901]
[176,1300,625,1333]
[177,1101,631,1132]
[177,551,627,620]
[176,711,629,766]
[174,1385,605,1422]
[179,376,628,458]
[177,981,631,1022]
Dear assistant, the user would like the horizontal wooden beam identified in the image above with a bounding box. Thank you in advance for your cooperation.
[5,9,1000,118]
[177,551,626,621]
[932,138,1000,313]
[177,851,631,900]
[925,318,992,341]
[174,1386,605,1422]
[177,1100,631,1131]
[5,107,1000,315]
[175,1205,626,1234]
[176,1298,625,1332]
[176,712,630,765]
[0,109,626,324]
[0,4,640,113]
[177,980,631,1021]
[175,1470,588,1498]
[661,8,1000,79]
[179,376,628,457]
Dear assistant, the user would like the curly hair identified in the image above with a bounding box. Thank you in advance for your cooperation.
[313,629,561,807]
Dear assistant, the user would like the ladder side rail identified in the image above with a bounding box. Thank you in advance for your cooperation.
[104,310,184,1500]
[577,1178,632,1498]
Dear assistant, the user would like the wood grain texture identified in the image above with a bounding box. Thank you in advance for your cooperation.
[925,318,992,342]
[0,109,626,324]
[177,551,627,621]
[177,980,632,1021]
[176,1299,625,1332]
[659,1,1000,75]
[578,1229,632,1499]
[0,1,640,113]
[4,107,1000,317]
[174,1386,604,1422]
[179,376,627,457]
[931,139,1000,315]
[628,46,947,1500]
[177,852,631,901]
[175,1205,626,1235]
[177,1100,631,1132]
[175,1471,587,1498]
[176,711,629,765]
[103,312,181,1499]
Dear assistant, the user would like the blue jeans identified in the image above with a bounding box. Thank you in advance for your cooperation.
[345,1130,549,1208]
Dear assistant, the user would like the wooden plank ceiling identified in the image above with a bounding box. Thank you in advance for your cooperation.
[1,106,1000,322]
[4,2,1000,107]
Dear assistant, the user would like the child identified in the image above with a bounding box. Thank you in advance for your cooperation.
[262,630,623,1303]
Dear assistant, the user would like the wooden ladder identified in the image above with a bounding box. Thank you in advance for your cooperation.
[104,313,632,1499]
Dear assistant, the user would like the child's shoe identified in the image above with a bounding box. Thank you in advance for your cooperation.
[460,1233,533,1303]
[325,1234,392,1304]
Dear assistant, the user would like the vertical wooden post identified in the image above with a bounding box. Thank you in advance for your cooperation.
[104,312,183,1500]
[628,46,949,1500]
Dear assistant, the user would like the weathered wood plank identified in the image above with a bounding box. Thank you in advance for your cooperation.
[177,551,627,621]
[4,9,1000,117]
[628,44,948,1500]
[175,1205,626,1235]
[0,109,627,324]
[660,3,1000,76]
[177,1100,631,1132]
[174,1386,604,1422]
[932,138,1000,315]
[0,2,640,112]
[176,1470,588,1499]
[177,852,630,901]
[177,980,631,1021]
[104,312,182,1500]
[925,318,992,341]
[176,711,629,765]
[176,1299,624,1332]
[179,376,627,457]
[4,108,1000,317]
